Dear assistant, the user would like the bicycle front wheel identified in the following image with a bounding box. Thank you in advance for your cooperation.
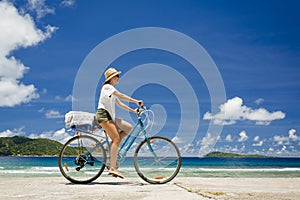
[134,136,181,184]
[58,135,106,184]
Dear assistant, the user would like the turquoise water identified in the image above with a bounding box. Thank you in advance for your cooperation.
[180,157,300,178]
[1,156,300,178]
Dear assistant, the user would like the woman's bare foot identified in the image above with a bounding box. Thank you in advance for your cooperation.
[108,167,124,179]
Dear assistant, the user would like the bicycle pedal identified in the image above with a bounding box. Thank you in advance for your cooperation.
[63,163,69,172]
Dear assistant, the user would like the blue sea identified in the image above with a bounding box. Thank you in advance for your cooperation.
[0,156,300,178]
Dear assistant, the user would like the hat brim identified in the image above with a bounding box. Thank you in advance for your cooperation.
[105,71,121,82]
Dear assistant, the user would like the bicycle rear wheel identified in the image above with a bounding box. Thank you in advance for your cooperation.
[134,136,181,184]
[58,135,106,184]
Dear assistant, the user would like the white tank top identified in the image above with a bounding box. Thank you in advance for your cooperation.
[97,84,118,120]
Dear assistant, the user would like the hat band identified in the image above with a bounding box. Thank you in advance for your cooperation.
[105,72,120,81]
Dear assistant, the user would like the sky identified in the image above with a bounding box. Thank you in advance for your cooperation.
[0,0,299,157]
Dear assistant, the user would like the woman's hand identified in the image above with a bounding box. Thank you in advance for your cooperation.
[136,100,143,107]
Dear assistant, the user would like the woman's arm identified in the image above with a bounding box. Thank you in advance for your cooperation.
[115,98,137,113]
[113,90,143,106]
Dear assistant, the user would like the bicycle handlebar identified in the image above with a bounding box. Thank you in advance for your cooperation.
[137,103,149,118]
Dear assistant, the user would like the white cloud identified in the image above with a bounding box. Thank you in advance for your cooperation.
[61,0,76,7]
[181,143,195,154]
[253,136,260,142]
[29,128,73,144]
[229,144,244,153]
[274,135,288,145]
[203,97,285,126]
[288,129,297,140]
[252,136,263,146]
[0,79,39,107]
[54,94,75,102]
[238,130,248,142]
[45,109,64,119]
[225,134,233,142]
[64,94,74,102]
[198,132,220,156]
[230,147,239,152]
[255,98,264,105]
[0,1,57,107]
[0,126,72,144]
[27,0,55,19]
[253,140,263,147]
[274,129,298,146]
[38,108,64,118]
[173,136,199,156]
[52,94,76,102]
[171,136,184,143]
[0,127,25,137]
[55,95,62,100]
[269,147,274,152]
[41,88,47,94]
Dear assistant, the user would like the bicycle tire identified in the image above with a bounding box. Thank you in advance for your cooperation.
[58,135,106,184]
[134,136,181,184]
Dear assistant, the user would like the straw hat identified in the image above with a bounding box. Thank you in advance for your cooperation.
[104,68,121,82]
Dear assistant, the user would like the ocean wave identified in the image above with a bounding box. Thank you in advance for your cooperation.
[182,167,300,172]
[0,170,60,174]
[1,166,300,176]
[0,166,60,174]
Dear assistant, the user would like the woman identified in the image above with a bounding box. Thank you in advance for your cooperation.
[95,67,143,178]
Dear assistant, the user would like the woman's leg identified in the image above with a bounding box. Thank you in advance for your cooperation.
[115,118,132,140]
[100,120,123,177]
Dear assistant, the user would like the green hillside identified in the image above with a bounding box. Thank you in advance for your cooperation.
[0,136,71,156]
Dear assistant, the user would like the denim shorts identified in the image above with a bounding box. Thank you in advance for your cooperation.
[95,108,112,123]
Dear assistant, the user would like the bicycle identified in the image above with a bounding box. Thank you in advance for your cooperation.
[58,106,181,184]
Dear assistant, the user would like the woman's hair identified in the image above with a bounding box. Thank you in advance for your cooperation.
[102,80,110,87]
[104,79,111,84]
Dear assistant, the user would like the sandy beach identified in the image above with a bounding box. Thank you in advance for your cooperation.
[0,176,299,200]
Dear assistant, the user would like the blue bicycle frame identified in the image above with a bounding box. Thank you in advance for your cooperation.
[80,108,158,164]
[117,111,159,162]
